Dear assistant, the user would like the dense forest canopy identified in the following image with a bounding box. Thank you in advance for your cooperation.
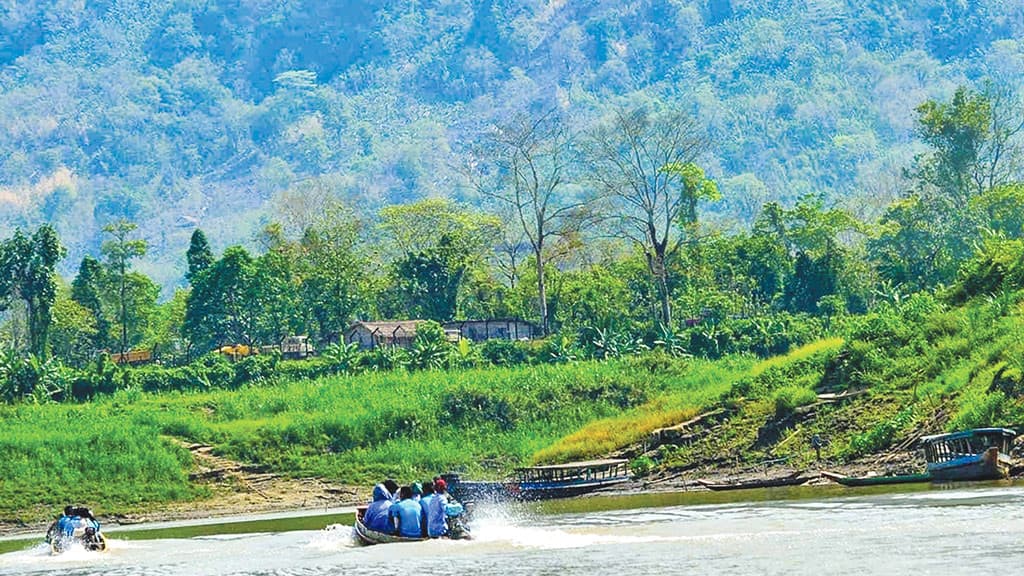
[2,0,1023,290]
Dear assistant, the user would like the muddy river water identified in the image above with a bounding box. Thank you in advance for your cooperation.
[1,482,1022,575]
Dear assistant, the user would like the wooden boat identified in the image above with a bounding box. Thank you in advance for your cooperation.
[697,472,809,491]
[445,459,632,502]
[820,470,932,487]
[920,428,1016,482]
[511,459,631,500]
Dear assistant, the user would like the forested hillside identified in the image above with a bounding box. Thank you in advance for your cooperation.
[3,0,1023,288]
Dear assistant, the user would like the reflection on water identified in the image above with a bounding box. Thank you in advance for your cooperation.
[3,483,1024,575]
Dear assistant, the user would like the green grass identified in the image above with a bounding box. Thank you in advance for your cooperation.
[0,358,682,521]
[533,356,756,463]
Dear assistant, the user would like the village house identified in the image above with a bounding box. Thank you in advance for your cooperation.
[442,319,536,343]
[345,319,537,350]
[345,320,422,350]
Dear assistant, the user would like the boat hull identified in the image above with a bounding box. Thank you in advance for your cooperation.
[697,475,809,491]
[927,451,1011,482]
[353,518,428,546]
[821,471,932,486]
[512,477,631,500]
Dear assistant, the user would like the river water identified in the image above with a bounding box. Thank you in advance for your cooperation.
[2,483,1022,576]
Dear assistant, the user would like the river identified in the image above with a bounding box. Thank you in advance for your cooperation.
[1,482,1022,575]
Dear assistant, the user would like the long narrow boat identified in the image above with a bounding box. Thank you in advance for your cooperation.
[511,459,632,500]
[920,428,1016,482]
[696,473,809,491]
[445,459,632,502]
[820,470,932,487]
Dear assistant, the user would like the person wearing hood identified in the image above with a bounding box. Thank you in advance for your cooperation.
[363,484,395,533]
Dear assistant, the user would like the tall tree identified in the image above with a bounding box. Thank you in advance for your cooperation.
[186,229,214,283]
[298,218,367,344]
[71,255,109,351]
[0,225,65,357]
[101,219,148,357]
[185,246,261,349]
[478,111,588,334]
[587,104,715,327]
[914,86,993,203]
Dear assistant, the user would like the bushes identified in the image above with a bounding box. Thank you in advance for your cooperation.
[772,386,818,419]
[844,406,915,459]
[480,339,528,366]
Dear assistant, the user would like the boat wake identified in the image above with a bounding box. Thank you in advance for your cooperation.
[304,524,358,552]
[0,539,123,571]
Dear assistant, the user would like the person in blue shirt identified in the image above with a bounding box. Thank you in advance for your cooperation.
[363,484,394,533]
[426,479,450,538]
[418,481,435,536]
[388,486,423,538]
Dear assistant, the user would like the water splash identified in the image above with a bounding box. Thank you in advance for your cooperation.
[304,524,357,552]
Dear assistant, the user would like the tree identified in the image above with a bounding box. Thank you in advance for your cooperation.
[50,287,98,367]
[101,219,148,358]
[71,255,109,351]
[477,111,589,334]
[0,225,66,357]
[377,198,501,261]
[754,196,867,314]
[298,220,367,344]
[185,246,261,349]
[871,87,1020,290]
[587,104,715,327]
[914,86,993,203]
[186,229,214,283]
[389,234,468,322]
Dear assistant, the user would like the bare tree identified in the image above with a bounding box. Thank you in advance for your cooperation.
[586,105,715,328]
[981,79,1024,190]
[475,111,589,334]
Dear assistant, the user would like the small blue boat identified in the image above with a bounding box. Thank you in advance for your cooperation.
[920,428,1016,482]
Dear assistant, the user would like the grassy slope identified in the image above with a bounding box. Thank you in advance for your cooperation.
[6,292,1024,522]
[0,359,688,521]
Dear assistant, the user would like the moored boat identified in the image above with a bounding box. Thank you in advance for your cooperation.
[696,472,809,491]
[511,459,631,500]
[445,459,632,502]
[820,470,932,487]
[920,428,1016,482]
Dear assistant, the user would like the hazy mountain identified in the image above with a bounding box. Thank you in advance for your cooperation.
[1,0,1022,291]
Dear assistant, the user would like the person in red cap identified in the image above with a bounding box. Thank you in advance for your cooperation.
[425,478,449,537]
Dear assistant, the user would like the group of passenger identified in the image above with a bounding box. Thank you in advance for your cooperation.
[362,478,460,538]
[46,505,100,542]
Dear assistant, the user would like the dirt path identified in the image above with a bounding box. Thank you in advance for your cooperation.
[111,442,365,524]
